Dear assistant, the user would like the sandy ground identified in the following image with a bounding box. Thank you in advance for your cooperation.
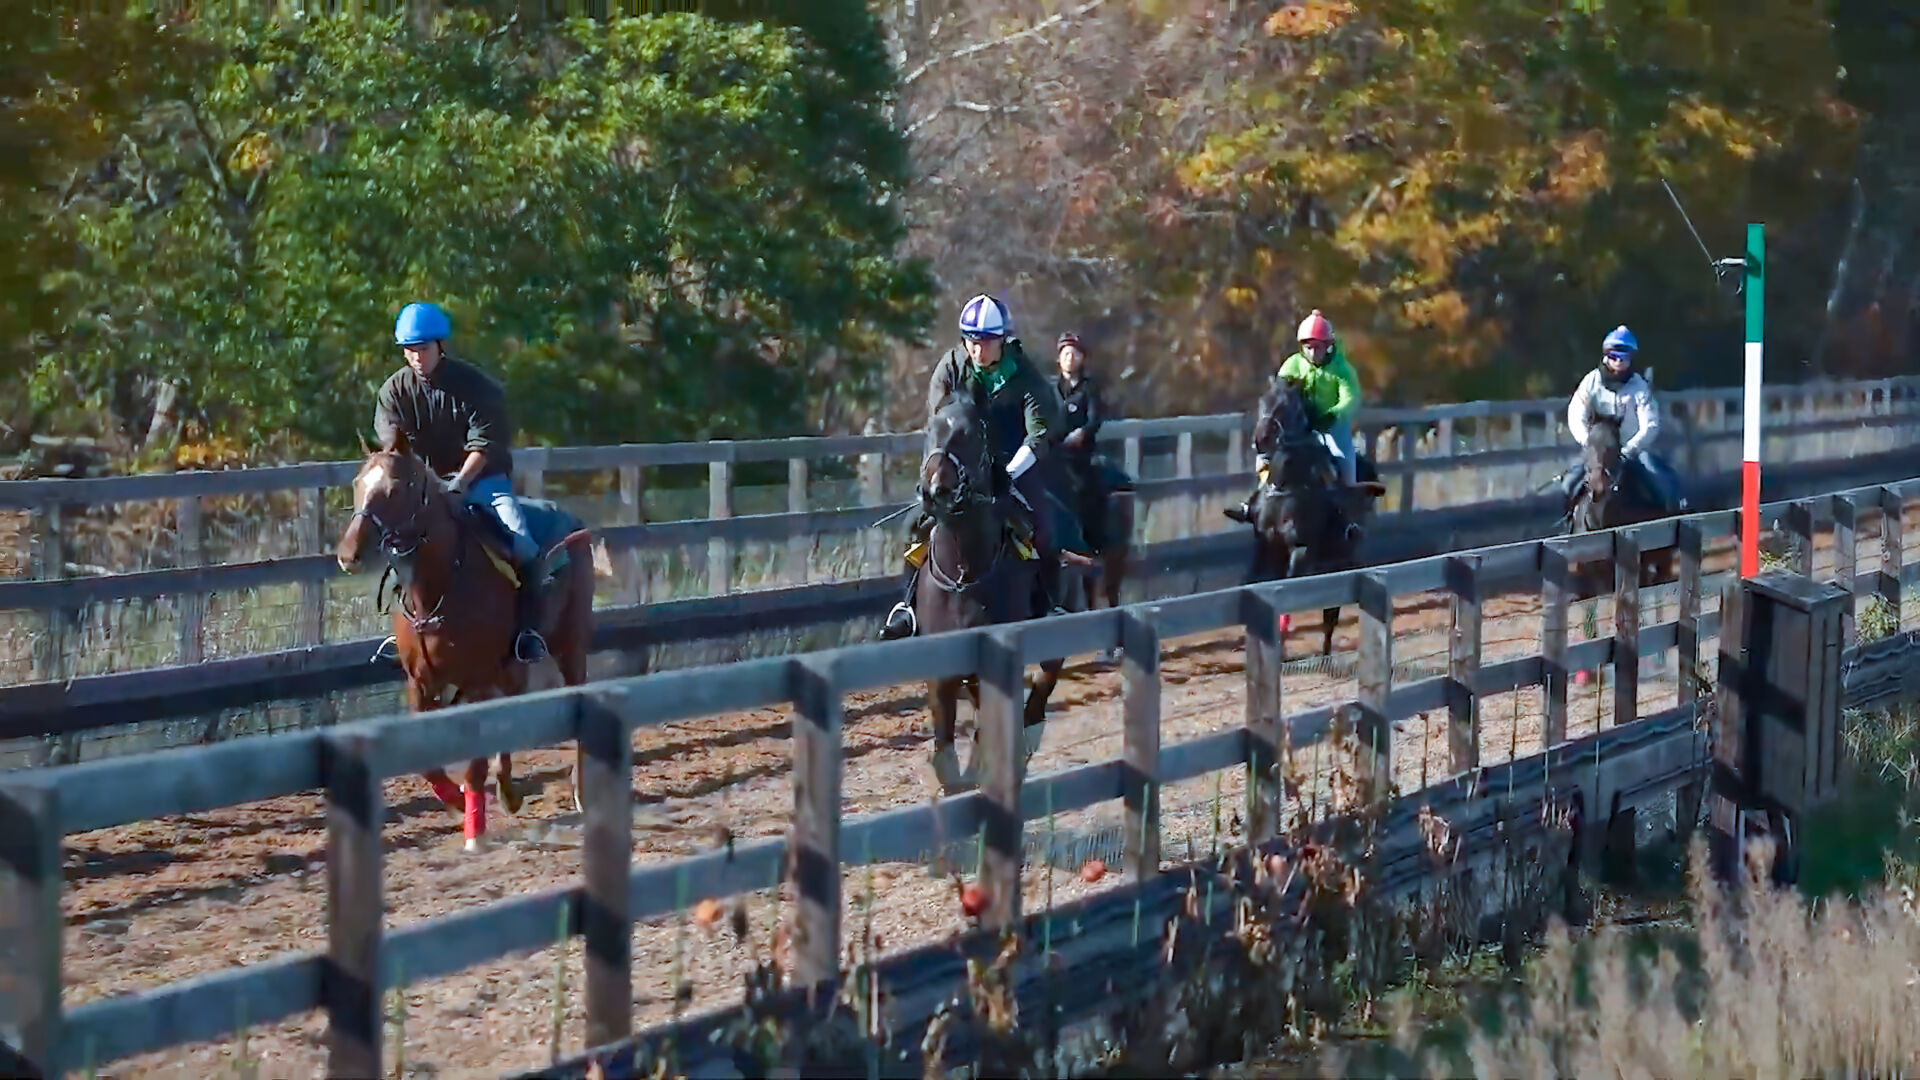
[59,513,1903,1080]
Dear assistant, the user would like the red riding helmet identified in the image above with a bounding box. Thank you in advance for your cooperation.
[1296,309,1334,344]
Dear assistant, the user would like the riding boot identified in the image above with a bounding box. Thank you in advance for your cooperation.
[513,561,550,664]
[1223,485,1260,524]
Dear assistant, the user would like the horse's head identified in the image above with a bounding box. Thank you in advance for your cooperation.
[1582,413,1623,499]
[1253,376,1312,453]
[337,434,449,573]
[920,393,991,523]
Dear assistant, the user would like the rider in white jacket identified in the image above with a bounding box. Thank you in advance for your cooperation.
[1559,325,1685,514]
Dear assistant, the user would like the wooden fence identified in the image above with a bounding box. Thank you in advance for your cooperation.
[5,378,1920,747]
[5,474,1920,1078]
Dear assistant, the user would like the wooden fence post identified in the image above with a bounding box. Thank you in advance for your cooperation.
[788,656,843,992]
[1122,608,1162,878]
[787,457,810,586]
[861,422,886,577]
[1836,494,1859,649]
[1542,541,1571,746]
[1396,429,1416,514]
[618,464,645,604]
[708,459,733,597]
[977,628,1026,928]
[1882,487,1905,632]
[1787,499,1815,578]
[578,693,633,1047]
[300,488,328,647]
[1613,529,1641,730]
[1356,571,1393,798]
[1445,555,1481,774]
[322,730,384,1079]
[1241,588,1282,840]
[1175,431,1195,540]
[1675,520,1705,832]
[0,779,61,1080]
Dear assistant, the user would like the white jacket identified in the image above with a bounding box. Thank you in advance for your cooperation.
[1568,369,1660,456]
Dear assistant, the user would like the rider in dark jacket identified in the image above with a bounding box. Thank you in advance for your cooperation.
[879,294,1068,640]
[1052,331,1109,549]
[374,302,549,664]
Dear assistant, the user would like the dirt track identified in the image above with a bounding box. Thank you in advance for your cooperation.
[64,518,1892,1079]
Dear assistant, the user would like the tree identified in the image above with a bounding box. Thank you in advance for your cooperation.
[25,5,932,454]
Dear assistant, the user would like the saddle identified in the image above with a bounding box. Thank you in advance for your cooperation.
[460,497,587,587]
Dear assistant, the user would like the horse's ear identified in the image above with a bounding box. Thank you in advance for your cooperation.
[358,431,373,456]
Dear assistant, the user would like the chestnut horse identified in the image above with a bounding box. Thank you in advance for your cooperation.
[335,438,597,850]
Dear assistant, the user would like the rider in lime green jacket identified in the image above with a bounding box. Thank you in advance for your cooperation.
[1225,310,1363,537]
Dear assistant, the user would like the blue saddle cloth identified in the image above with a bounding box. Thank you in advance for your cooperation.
[464,496,584,567]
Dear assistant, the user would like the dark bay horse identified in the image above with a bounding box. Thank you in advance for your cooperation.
[913,395,1070,793]
[1245,377,1386,658]
[1566,413,1675,598]
[335,438,598,851]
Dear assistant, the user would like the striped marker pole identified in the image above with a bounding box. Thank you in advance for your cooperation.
[1741,223,1765,578]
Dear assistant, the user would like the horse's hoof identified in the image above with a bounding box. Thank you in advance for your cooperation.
[498,777,524,815]
[1022,722,1047,761]
[930,745,974,793]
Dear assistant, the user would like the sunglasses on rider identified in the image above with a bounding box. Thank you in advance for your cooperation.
[1604,349,1633,362]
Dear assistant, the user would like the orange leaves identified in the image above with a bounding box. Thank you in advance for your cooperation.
[1265,1,1356,38]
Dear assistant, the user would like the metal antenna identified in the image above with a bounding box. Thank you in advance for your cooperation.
[1662,177,1747,295]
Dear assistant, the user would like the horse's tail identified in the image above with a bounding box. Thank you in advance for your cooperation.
[555,527,612,579]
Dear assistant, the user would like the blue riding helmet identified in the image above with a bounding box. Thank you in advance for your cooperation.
[394,302,452,346]
[1602,324,1638,359]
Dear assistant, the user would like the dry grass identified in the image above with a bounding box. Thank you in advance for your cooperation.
[1387,838,1920,1079]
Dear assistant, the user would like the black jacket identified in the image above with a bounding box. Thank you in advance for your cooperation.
[372,355,514,480]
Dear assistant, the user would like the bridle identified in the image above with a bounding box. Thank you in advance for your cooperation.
[918,438,1003,594]
[351,460,464,632]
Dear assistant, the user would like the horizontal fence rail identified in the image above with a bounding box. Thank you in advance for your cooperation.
[5,472,1920,1076]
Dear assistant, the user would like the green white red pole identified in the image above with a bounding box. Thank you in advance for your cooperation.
[1741,223,1764,577]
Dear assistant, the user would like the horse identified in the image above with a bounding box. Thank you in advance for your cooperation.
[1564,413,1679,685]
[334,436,599,851]
[913,394,1073,792]
[1565,413,1676,597]
[1245,377,1385,658]
[1078,462,1136,614]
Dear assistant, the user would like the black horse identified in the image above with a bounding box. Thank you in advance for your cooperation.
[1244,376,1385,657]
[1565,413,1675,598]
[912,393,1067,792]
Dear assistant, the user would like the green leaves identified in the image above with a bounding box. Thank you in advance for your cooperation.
[24,5,931,453]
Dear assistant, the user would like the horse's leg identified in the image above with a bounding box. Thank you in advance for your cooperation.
[464,755,489,852]
[1024,658,1060,764]
[408,681,464,812]
[550,557,595,816]
[1322,605,1339,657]
[928,676,970,792]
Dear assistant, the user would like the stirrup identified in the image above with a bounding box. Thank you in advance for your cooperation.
[880,601,917,640]
[514,628,548,664]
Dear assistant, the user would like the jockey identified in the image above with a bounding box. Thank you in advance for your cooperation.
[1052,331,1109,550]
[374,302,549,664]
[1559,325,1685,515]
[1224,309,1363,541]
[879,294,1067,641]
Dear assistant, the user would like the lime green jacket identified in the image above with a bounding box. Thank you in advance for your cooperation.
[1274,343,1361,430]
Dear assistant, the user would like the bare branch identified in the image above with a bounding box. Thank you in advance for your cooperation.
[901,0,1107,87]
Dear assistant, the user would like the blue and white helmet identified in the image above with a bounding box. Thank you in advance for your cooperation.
[958,294,1010,340]
[1602,325,1638,357]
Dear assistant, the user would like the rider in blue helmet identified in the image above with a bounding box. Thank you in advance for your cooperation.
[375,302,551,664]
[1559,324,1686,517]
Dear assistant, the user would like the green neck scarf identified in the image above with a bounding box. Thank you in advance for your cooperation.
[972,350,1017,396]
